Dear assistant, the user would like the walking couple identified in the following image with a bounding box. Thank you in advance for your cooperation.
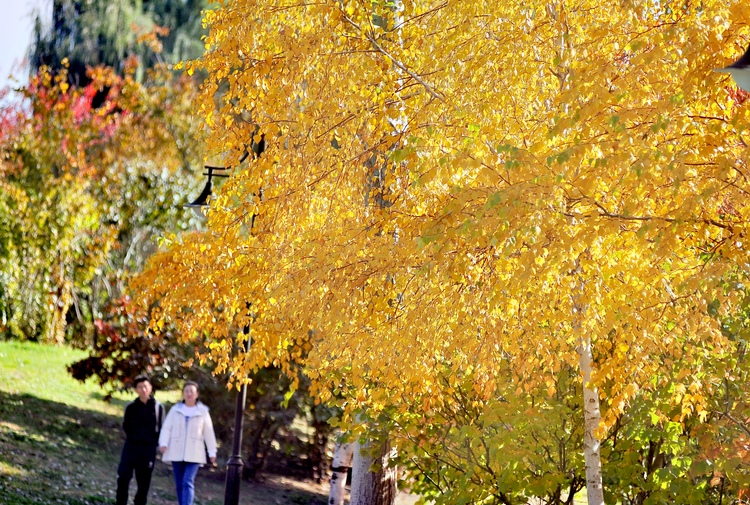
[116,376,217,505]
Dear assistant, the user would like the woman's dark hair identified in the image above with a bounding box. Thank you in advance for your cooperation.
[183,380,199,392]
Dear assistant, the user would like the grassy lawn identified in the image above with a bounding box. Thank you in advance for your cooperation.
[0,340,139,413]
[0,340,332,505]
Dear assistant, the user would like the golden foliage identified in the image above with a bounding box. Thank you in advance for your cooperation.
[139,0,750,429]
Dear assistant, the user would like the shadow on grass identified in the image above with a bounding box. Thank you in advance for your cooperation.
[0,390,123,449]
[89,391,130,410]
[0,390,123,505]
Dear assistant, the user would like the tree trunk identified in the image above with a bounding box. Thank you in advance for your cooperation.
[328,441,354,505]
[579,335,604,505]
[48,260,72,344]
[572,257,604,505]
[351,4,403,502]
[311,407,334,483]
[349,439,397,505]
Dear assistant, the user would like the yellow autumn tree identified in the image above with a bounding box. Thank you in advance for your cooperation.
[136,0,750,503]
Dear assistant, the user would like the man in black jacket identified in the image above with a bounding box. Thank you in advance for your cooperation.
[116,375,165,505]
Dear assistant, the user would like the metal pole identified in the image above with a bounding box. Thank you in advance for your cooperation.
[224,328,250,505]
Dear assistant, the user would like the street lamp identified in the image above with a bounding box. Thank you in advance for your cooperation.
[224,325,251,505]
[715,42,750,93]
[184,145,261,505]
[183,165,230,218]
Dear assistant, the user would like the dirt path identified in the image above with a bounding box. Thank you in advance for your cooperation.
[147,464,420,505]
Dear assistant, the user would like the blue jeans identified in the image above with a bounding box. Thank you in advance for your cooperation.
[171,462,200,505]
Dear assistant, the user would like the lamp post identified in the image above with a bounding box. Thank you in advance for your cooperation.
[224,328,250,505]
[184,144,262,505]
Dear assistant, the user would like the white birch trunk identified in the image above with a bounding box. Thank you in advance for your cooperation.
[328,441,355,505]
[579,336,604,505]
[350,2,402,504]
[572,257,604,505]
[350,439,397,505]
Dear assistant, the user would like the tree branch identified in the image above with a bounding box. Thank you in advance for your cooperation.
[339,10,446,102]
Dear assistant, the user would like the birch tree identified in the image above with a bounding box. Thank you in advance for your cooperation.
[137,1,750,503]
[329,441,354,505]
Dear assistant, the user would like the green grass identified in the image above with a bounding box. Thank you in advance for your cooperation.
[0,342,121,504]
[0,341,134,414]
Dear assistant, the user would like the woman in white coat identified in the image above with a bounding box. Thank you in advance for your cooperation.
[158,381,217,505]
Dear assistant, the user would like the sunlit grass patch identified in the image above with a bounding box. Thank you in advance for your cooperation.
[0,421,28,433]
[0,341,181,410]
[0,341,131,415]
[0,420,48,444]
[0,460,27,478]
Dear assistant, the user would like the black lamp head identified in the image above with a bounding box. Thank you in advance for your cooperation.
[184,138,264,218]
[715,43,750,92]
[184,166,230,216]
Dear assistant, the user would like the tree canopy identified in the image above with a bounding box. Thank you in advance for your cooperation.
[145,0,750,412]
[0,63,205,342]
[28,0,208,85]
[134,0,750,502]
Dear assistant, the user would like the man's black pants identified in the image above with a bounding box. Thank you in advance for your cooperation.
[116,442,157,505]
